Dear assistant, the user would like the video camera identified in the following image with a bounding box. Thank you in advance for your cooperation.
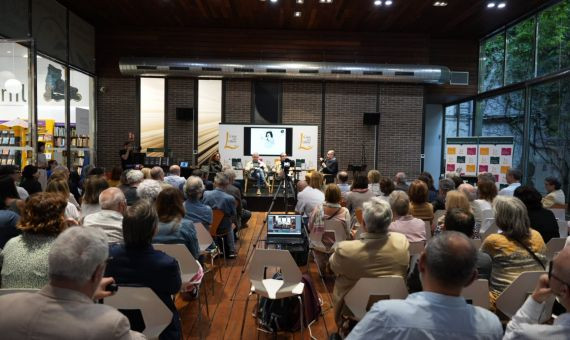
[281,158,295,178]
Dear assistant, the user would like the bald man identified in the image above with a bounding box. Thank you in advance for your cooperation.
[165,165,186,190]
[83,187,127,243]
[504,246,570,339]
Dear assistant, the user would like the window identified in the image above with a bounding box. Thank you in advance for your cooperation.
[444,105,458,138]
[253,81,281,124]
[70,70,94,173]
[477,90,525,169]
[528,78,570,196]
[197,79,222,165]
[505,17,535,85]
[444,101,473,138]
[536,0,570,77]
[140,77,165,156]
[479,33,505,93]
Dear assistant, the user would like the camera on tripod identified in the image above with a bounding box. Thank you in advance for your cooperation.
[281,158,295,178]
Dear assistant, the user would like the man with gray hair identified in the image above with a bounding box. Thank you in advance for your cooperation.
[0,227,145,339]
[202,172,237,258]
[83,187,127,243]
[165,165,186,190]
[394,172,409,191]
[499,168,522,196]
[245,152,269,195]
[431,178,455,211]
[124,169,144,205]
[348,231,503,339]
[329,197,410,326]
[136,179,163,202]
[222,167,252,229]
[150,166,171,189]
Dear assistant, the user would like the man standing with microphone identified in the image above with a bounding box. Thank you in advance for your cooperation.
[320,150,338,184]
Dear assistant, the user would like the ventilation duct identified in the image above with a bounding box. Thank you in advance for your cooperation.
[119,58,451,85]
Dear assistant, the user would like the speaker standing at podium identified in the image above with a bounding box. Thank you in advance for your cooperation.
[320,150,338,184]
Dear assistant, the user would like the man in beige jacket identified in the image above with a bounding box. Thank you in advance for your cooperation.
[329,197,410,326]
[0,227,145,339]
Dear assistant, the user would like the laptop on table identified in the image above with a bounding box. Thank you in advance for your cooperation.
[266,214,304,245]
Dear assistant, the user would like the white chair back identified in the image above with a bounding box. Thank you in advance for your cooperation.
[496,271,554,322]
[194,222,214,252]
[324,219,348,249]
[104,286,172,340]
[408,241,426,256]
[154,243,200,283]
[546,237,566,260]
[551,208,566,221]
[248,248,303,299]
[480,209,494,221]
[558,220,568,238]
[344,276,408,320]
[0,288,39,296]
[424,220,432,241]
[461,279,489,309]
[481,218,498,241]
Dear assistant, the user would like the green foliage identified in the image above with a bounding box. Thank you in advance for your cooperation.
[506,17,535,85]
[537,0,570,76]
[479,33,505,92]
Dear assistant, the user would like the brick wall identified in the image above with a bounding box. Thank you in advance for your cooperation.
[224,79,251,124]
[282,81,323,154]
[166,78,194,161]
[96,77,138,171]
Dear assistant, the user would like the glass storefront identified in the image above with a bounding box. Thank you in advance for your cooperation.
[70,69,94,173]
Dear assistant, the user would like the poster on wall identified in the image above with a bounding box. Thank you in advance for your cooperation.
[477,141,514,186]
[445,138,478,177]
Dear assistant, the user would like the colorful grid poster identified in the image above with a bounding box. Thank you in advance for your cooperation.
[445,143,478,176]
[477,144,514,185]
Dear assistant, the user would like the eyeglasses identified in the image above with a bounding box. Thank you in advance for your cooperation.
[549,260,570,287]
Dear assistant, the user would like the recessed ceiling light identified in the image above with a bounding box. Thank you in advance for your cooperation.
[319,0,332,3]
[385,0,393,5]
[487,2,496,8]
[294,11,302,17]
[296,0,303,3]
[374,0,382,5]
[497,2,506,8]
[270,0,277,2]
[433,1,447,6]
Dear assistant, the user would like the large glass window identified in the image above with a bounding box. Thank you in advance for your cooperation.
[537,0,570,77]
[444,105,458,138]
[70,70,94,174]
[0,42,32,169]
[479,33,505,93]
[253,81,281,124]
[528,78,570,196]
[140,77,165,156]
[444,101,473,138]
[505,17,535,85]
[477,90,525,169]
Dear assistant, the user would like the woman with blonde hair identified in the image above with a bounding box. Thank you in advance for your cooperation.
[309,171,324,191]
[46,179,80,223]
[367,170,382,196]
[433,190,471,235]
[141,167,151,179]
[1,192,68,288]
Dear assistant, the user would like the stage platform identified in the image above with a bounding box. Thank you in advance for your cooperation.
[242,188,297,212]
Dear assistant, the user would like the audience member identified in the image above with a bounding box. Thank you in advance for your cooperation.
[1,192,67,288]
[348,232,502,339]
[245,152,269,195]
[154,187,200,261]
[504,246,570,339]
[431,178,455,211]
[478,172,496,184]
[0,227,145,339]
[209,152,223,178]
[150,166,171,189]
[136,179,163,202]
[50,168,81,209]
[481,196,547,306]
[68,169,83,204]
[295,178,325,218]
[337,171,351,197]
[514,186,559,243]
[192,169,213,191]
[418,171,438,202]
[0,164,28,199]
[542,176,565,208]
[83,187,127,243]
[80,175,109,220]
[434,190,472,235]
[446,172,463,188]
[0,175,24,214]
[388,191,426,242]
[46,179,80,222]
[184,176,213,229]
[345,175,374,216]
[475,179,497,212]
[308,184,351,271]
[0,177,21,248]
[107,166,123,187]
[106,200,182,340]
[408,179,434,223]
[367,170,382,196]
[329,197,409,326]
[379,176,395,201]
[459,183,487,233]
[202,172,237,258]
[498,168,522,196]
[223,168,251,229]
[141,167,151,179]
[124,169,144,205]
[394,172,409,191]
[309,171,324,190]
[20,164,42,196]
[165,165,186,190]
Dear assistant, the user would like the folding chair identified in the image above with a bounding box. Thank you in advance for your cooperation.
[550,206,566,221]
[481,218,498,241]
[496,271,554,322]
[545,237,566,260]
[104,286,173,340]
[308,219,348,277]
[153,244,209,320]
[0,288,39,296]
[344,276,408,320]
[408,241,426,256]
[240,249,305,338]
[461,279,489,309]
[558,220,568,238]
[210,209,229,265]
[194,222,222,284]
[424,220,432,240]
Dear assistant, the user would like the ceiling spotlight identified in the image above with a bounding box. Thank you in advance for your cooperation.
[297,0,303,3]
[497,2,506,8]
[319,0,332,3]
[294,11,302,17]
[270,0,277,2]
[433,1,447,6]
[487,2,496,8]
[374,0,382,5]
[384,0,392,5]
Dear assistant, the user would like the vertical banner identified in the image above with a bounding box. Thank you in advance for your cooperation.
[197,80,222,165]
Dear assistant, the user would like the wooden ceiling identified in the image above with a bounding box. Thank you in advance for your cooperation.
[58,0,553,38]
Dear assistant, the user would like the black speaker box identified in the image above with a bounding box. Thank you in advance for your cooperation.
[363,112,380,125]
[176,108,194,121]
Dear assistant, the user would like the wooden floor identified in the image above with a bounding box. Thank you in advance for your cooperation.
[175,212,337,340]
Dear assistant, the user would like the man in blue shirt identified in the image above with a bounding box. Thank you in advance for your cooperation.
[202,172,237,258]
[347,231,503,340]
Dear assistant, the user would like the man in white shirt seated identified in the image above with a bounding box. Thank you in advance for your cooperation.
[245,152,269,195]
[164,165,187,190]
[504,246,570,339]
[295,180,324,218]
[83,187,127,243]
[337,171,351,198]
[0,226,145,339]
[498,168,522,196]
[542,176,566,208]
[347,231,503,340]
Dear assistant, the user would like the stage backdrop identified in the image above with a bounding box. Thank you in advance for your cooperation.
[219,124,318,170]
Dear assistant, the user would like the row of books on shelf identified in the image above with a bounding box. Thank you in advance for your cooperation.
[0,149,21,166]
[47,136,90,148]
[0,131,21,146]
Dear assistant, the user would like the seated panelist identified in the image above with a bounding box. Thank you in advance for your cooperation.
[245,152,269,195]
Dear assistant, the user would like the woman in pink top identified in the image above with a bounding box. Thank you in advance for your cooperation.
[387,190,426,242]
